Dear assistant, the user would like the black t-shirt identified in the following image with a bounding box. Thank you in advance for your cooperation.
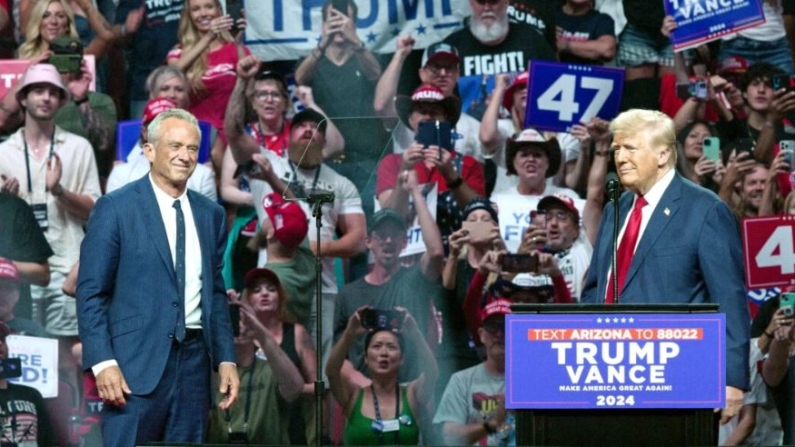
[622,0,665,33]
[556,7,616,65]
[0,195,53,320]
[508,0,557,50]
[443,21,557,77]
[435,260,481,369]
[0,383,54,447]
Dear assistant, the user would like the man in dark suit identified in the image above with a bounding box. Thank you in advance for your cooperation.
[581,109,749,423]
[76,109,239,445]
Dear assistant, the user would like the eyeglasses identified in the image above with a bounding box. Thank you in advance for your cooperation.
[482,321,505,334]
[254,91,283,101]
[371,231,406,242]
[473,0,503,4]
[532,210,573,223]
[425,63,459,76]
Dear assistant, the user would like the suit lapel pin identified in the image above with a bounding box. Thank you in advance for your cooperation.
[664,207,670,216]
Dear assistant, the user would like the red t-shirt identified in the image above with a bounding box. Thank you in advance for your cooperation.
[249,118,292,157]
[166,42,251,143]
[375,152,486,197]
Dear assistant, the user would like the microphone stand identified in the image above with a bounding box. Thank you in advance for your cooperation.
[607,175,620,304]
[306,192,335,447]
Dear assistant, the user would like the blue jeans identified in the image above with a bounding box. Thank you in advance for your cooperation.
[718,36,795,75]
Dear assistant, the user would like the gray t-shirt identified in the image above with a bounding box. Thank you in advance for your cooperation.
[333,265,441,380]
[433,362,515,446]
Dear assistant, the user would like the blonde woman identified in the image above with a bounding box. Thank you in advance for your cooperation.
[18,0,106,59]
[167,0,249,170]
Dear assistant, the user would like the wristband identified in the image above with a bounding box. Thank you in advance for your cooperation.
[74,96,89,106]
[483,421,496,435]
[446,176,463,189]
[765,330,774,338]
[765,120,775,128]
[51,184,64,197]
[354,41,366,53]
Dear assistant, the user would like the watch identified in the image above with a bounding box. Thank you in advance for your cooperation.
[483,421,496,435]
[74,96,89,106]
[446,176,464,189]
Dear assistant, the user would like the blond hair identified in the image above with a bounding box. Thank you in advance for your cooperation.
[177,0,233,94]
[19,0,80,59]
[610,109,678,166]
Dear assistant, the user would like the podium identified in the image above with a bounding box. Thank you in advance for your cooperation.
[508,303,722,447]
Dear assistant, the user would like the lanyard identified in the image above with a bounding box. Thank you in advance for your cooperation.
[22,130,55,194]
[371,384,400,445]
[256,120,287,156]
[288,159,322,195]
[225,355,256,433]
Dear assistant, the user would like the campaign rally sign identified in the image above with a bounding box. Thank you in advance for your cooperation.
[373,183,437,257]
[6,335,58,399]
[665,0,765,51]
[742,215,795,289]
[245,0,469,61]
[0,56,96,101]
[525,61,624,133]
[506,313,725,409]
[496,194,585,253]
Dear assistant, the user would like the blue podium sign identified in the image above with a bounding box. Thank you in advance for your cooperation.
[665,0,765,51]
[525,61,624,133]
[505,313,726,410]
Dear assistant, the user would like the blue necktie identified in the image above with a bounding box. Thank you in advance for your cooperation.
[173,199,186,341]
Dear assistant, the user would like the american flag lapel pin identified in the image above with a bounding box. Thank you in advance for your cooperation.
[664,208,670,216]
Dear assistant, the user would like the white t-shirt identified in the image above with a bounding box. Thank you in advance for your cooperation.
[433,363,514,446]
[724,0,785,42]
[392,112,484,162]
[491,184,583,253]
[514,234,593,301]
[249,150,363,294]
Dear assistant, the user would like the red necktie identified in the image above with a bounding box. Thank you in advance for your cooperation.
[606,196,647,303]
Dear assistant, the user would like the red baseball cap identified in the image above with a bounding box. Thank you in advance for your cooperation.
[261,193,308,248]
[538,193,580,221]
[0,259,19,283]
[502,71,529,111]
[142,97,177,125]
[479,298,512,324]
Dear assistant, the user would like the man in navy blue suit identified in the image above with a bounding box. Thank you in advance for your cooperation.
[76,109,239,445]
[581,109,750,424]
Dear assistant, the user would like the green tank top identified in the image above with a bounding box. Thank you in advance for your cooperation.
[344,386,420,446]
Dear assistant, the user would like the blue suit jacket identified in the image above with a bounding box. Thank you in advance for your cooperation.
[77,175,236,394]
[581,173,750,390]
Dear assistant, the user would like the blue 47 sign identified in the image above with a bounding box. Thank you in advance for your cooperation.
[524,61,625,133]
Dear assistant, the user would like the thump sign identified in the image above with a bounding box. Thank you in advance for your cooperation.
[505,313,725,409]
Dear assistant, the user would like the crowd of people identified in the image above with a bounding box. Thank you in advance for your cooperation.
[2,0,795,445]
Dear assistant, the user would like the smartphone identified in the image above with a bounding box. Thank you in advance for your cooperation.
[462,220,494,241]
[228,304,241,337]
[781,292,795,317]
[232,160,262,179]
[773,74,795,91]
[781,140,795,169]
[735,137,755,157]
[501,253,539,273]
[360,308,402,331]
[225,0,243,30]
[416,120,452,154]
[0,358,21,380]
[331,0,349,16]
[702,137,720,162]
[688,79,708,100]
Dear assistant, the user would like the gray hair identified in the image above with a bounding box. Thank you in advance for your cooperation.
[145,66,188,97]
[147,109,201,145]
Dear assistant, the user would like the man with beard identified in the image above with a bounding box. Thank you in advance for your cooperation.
[434,299,515,445]
[442,0,556,78]
[225,57,366,390]
[0,64,100,395]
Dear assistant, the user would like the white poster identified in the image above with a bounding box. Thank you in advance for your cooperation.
[374,182,438,257]
[244,0,470,61]
[7,335,59,399]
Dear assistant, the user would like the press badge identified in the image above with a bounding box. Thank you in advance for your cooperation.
[381,419,400,432]
[32,203,48,231]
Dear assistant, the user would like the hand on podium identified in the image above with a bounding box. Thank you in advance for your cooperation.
[719,386,744,424]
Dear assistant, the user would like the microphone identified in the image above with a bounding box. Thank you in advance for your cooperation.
[606,172,620,201]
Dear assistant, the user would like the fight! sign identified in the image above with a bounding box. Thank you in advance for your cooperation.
[506,313,725,409]
[525,61,624,133]
[742,216,795,289]
[665,0,766,51]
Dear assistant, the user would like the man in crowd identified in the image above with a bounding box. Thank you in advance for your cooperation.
[443,0,556,77]
[0,64,100,393]
[374,41,484,163]
[77,109,238,444]
[334,183,444,381]
[555,0,616,65]
[581,109,750,423]
[434,299,513,445]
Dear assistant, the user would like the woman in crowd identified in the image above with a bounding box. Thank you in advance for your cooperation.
[675,119,725,192]
[328,306,437,446]
[18,0,107,59]
[167,0,249,170]
[146,65,190,109]
[240,268,317,445]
